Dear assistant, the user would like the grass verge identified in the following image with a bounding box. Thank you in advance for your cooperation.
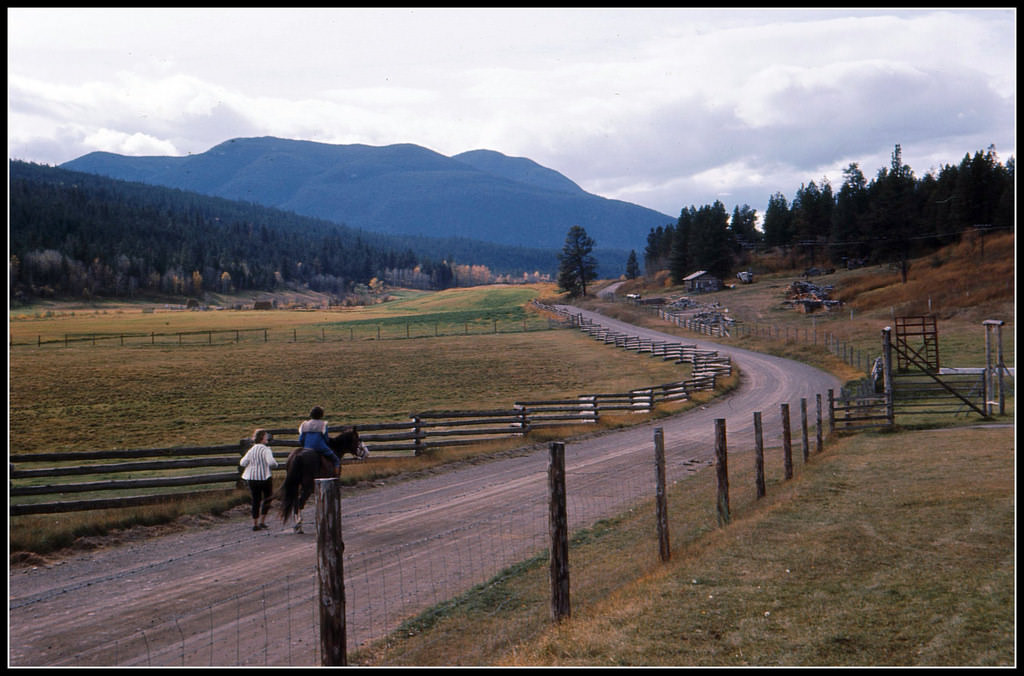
[358,425,1015,666]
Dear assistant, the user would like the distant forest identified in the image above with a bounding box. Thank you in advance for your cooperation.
[644,145,1014,283]
[8,161,552,303]
[9,144,1014,303]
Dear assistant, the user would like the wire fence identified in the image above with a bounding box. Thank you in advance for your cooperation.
[11,309,840,668]
[35,398,831,667]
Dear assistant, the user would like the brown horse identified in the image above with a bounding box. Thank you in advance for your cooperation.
[277,427,368,533]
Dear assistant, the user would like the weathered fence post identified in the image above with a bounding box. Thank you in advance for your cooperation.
[881,327,895,425]
[548,441,570,622]
[827,389,835,435]
[412,415,424,456]
[815,394,823,454]
[753,411,765,499]
[781,403,793,480]
[984,319,1006,416]
[653,428,670,562]
[800,398,809,463]
[315,478,347,666]
[715,419,730,525]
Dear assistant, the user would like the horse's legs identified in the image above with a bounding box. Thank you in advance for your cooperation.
[294,472,315,533]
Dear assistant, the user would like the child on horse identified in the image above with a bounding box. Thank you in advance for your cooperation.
[298,406,341,472]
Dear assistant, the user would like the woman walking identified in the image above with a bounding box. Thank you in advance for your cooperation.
[240,429,278,531]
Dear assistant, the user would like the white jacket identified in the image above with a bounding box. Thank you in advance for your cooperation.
[240,443,278,481]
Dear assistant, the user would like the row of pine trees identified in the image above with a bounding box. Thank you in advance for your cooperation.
[643,145,1014,283]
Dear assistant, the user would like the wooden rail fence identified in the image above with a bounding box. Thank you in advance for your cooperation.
[11,311,723,516]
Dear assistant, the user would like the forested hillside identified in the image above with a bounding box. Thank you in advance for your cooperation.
[644,145,1014,281]
[60,136,672,251]
[8,161,556,303]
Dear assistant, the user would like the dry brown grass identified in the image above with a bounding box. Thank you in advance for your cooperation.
[606,231,1014,373]
[840,231,1015,321]
[9,290,720,555]
[368,426,1015,666]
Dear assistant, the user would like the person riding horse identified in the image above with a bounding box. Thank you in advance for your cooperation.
[298,406,340,473]
[278,425,368,533]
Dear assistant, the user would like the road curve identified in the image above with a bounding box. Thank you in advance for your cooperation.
[9,306,840,666]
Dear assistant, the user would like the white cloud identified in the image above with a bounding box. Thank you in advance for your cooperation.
[6,8,1015,218]
[81,129,179,157]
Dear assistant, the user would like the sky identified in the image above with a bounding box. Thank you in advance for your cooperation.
[7,7,1017,220]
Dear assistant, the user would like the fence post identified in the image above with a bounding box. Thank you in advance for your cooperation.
[800,398,809,463]
[996,320,1006,415]
[781,403,793,480]
[815,394,823,454]
[881,327,895,425]
[315,478,347,666]
[653,428,670,562]
[753,411,765,499]
[548,441,570,622]
[715,419,729,525]
[827,389,835,435]
[412,416,424,456]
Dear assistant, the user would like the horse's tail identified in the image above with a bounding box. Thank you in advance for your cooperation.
[278,461,302,524]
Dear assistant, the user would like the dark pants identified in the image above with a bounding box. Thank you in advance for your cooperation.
[247,479,274,519]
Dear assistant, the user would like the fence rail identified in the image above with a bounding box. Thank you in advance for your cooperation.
[12,315,568,349]
[10,312,724,516]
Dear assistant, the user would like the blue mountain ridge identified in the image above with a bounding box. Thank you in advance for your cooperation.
[60,136,673,253]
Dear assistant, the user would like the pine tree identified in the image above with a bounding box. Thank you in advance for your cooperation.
[557,225,597,297]
[625,250,640,279]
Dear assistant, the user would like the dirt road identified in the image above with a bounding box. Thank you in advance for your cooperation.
[9,307,840,666]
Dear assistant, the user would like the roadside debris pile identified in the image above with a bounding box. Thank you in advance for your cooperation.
[785,280,842,313]
[667,297,702,311]
[666,297,736,327]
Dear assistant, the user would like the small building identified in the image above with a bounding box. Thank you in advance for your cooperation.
[683,270,722,293]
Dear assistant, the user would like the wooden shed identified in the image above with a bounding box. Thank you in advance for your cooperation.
[683,270,722,293]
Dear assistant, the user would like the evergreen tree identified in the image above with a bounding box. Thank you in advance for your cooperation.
[830,163,870,265]
[791,179,833,265]
[557,225,597,297]
[643,224,674,275]
[689,201,733,280]
[669,207,694,284]
[625,250,640,279]
[728,204,760,247]
[865,144,920,283]
[762,192,793,247]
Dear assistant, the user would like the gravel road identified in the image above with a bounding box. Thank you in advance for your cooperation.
[9,306,840,666]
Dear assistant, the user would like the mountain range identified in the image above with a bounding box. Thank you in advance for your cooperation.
[60,136,674,253]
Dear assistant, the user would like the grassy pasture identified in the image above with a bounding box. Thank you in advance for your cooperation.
[9,329,696,453]
[9,284,719,554]
[10,286,561,348]
[363,426,1014,666]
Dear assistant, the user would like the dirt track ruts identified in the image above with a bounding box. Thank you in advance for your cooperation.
[8,306,840,666]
